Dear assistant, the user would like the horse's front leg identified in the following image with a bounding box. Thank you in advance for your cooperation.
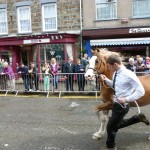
[92,102,113,140]
[93,110,109,140]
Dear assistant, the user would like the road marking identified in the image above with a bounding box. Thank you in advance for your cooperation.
[4,144,9,147]
[69,102,79,107]
[58,126,77,135]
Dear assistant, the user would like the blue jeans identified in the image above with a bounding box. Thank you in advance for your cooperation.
[52,75,58,90]
[22,75,29,90]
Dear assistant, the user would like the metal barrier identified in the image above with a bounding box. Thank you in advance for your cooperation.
[0,71,149,97]
[56,73,99,98]
[15,73,53,97]
[0,74,13,96]
[0,73,99,98]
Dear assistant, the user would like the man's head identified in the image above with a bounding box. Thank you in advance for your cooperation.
[84,53,88,59]
[20,62,24,68]
[106,54,121,71]
[68,57,73,63]
[129,58,134,65]
[137,57,143,63]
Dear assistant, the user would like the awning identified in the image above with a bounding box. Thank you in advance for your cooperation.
[90,37,150,46]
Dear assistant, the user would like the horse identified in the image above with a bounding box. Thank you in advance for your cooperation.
[84,48,150,140]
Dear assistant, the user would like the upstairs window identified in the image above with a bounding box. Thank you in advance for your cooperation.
[17,6,31,33]
[0,9,7,34]
[42,3,57,31]
[96,0,117,20]
[132,0,150,18]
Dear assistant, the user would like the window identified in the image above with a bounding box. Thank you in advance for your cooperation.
[96,0,117,20]
[42,3,57,31]
[0,51,12,65]
[132,0,150,18]
[17,6,31,33]
[0,9,7,34]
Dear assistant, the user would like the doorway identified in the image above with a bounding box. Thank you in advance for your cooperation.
[21,51,28,66]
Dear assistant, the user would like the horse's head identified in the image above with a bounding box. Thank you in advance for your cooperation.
[85,48,109,80]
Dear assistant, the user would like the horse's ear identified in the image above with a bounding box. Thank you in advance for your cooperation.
[96,48,100,52]
[91,49,95,54]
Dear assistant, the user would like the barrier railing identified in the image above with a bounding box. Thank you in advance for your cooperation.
[0,71,149,97]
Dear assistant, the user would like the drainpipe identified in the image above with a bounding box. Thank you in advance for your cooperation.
[80,0,83,58]
[146,46,149,57]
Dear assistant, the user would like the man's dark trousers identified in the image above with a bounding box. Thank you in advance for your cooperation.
[106,102,129,148]
[106,102,145,148]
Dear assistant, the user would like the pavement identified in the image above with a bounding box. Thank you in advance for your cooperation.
[0,95,149,150]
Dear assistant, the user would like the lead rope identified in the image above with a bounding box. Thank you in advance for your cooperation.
[87,68,141,113]
[131,100,141,114]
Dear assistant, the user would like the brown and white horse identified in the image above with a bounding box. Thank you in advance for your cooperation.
[85,48,150,140]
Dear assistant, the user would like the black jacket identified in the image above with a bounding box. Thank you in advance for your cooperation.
[63,62,75,76]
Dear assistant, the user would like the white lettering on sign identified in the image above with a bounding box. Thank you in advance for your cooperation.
[23,38,50,44]
[129,28,150,33]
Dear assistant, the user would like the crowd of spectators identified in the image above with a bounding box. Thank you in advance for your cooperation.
[0,54,150,92]
[126,55,150,75]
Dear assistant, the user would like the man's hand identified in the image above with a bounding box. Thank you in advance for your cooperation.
[100,74,107,81]
[64,76,68,79]
[117,97,126,104]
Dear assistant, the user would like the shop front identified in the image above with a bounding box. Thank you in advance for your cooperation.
[83,26,150,61]
[0,33,78,73]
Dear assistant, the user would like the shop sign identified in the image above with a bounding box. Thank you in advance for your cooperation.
[129,28,150,33]
[23,38,50,44]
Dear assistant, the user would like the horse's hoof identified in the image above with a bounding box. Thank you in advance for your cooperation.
[92,132,103,140]
[92,135,100,140]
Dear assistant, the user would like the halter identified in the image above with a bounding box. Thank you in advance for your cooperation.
[88,58,105,76]
[88,58,111,88]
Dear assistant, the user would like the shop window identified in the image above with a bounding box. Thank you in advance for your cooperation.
[42,3,57,31]
[32,44,63,72]
[17,6,32,33]
[132,0,150,18]
[0,51,12,65]
[96,0,117,20]
[0,9,7,34]
[40,44,64,62]
[66,44,73,59]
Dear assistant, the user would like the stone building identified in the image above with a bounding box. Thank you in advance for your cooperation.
[0,0,81,72]
[82,0,150,61]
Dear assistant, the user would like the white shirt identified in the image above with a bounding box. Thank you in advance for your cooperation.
[105,66,145,103]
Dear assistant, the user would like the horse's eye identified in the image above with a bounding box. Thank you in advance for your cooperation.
[95,60,98,63]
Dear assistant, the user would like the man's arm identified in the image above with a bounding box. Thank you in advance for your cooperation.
[101,74,113,88]
[117,73,145,104]
[125,74,145,102]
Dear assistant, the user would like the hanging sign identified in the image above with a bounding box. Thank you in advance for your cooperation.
[129,28,150,33]
[23,38,50,44]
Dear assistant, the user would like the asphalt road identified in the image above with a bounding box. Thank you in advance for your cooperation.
[0,96,149,150]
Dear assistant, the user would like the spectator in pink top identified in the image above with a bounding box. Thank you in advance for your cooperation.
[49,58,59,91]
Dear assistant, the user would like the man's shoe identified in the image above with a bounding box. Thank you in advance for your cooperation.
[103,147,117,150]
[138,113,149,125]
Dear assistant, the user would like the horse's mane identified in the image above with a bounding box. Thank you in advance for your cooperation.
[96,48,120,59]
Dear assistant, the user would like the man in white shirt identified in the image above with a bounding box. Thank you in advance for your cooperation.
[100,54,149,150]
